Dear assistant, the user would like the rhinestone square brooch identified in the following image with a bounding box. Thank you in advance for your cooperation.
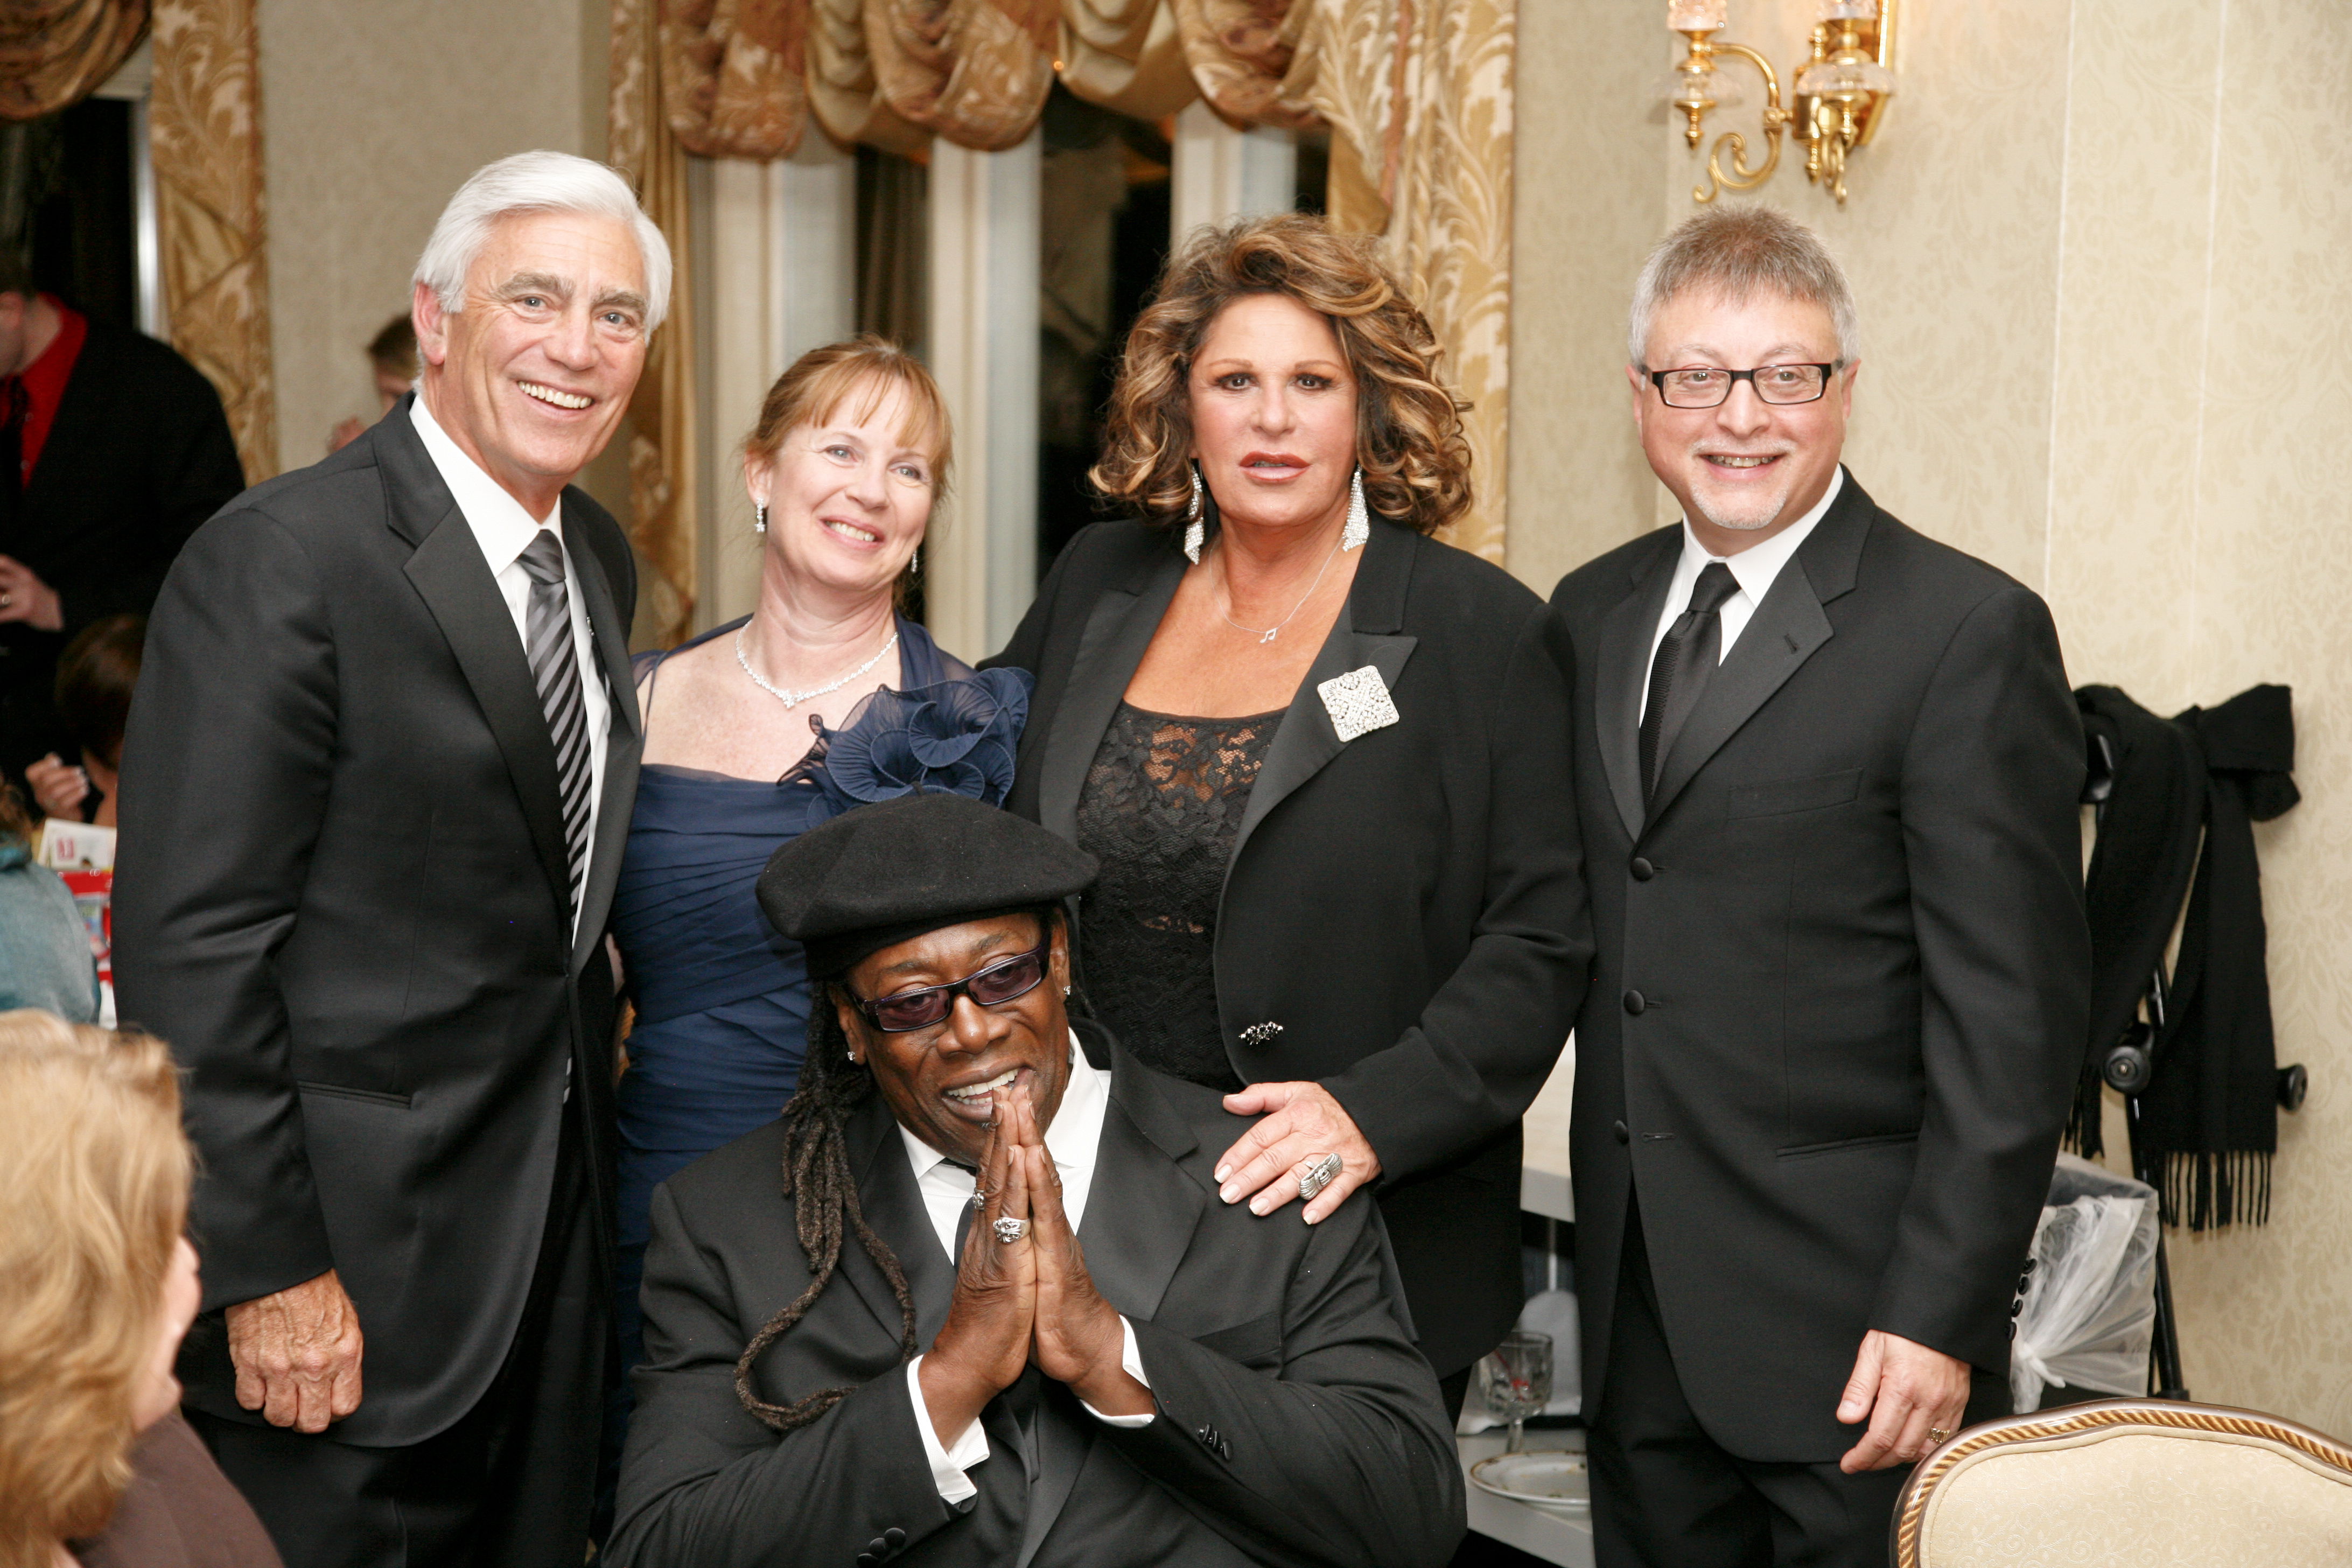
[1317,665,1401,744]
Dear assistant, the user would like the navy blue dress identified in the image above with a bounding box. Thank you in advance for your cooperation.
[609,615,1029,1380]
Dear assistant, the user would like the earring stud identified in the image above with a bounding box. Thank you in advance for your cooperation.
[754,503,769,534]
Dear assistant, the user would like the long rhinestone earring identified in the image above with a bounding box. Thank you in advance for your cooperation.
[1184,463,1206,564]
[910,544,921,576]
[754,502,768,534]
[1342,468,1369,551]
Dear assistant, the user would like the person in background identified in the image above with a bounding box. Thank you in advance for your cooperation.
[114,150,663,1568]
[326,314,419,454]
[0,1011,281,1568]
[0,783,95,1022]
[609,337,1026,1405]
[989,213,1590,1418]
[0,264,244,802]
[1550,206,2088,1566]
[25,613,143,826]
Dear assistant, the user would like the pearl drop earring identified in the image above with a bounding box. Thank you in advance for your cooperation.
[754,503,768,534]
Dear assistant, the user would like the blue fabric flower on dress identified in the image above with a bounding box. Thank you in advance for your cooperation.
[810,667,1031,811]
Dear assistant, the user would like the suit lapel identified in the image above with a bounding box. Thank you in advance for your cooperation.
[383,414,572,915]
[842,1093,957,1347]
[1643,474,1872,828]
[1596,535,1679,843]
[1036,554,1184,842]
[564,503,640,974]
[1227,522,1418,869]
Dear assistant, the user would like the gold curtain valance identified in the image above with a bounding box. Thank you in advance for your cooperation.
[0,0,149,121]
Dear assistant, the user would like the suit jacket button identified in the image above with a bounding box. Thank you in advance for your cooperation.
[1623,989,1647,1015]
[1220,1438,1233,1460]
[868,1539,888,1555]
[1612,1119,1630,1145]
[884,1529,906,1549]
[1630,855,1655,881]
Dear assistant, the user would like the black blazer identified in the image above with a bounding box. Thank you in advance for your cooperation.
[606,1026,1465,1568]
[0,316,245,779]
[112,400,642,1446]
[1548,471,2091,1460]
[988,519,1591,1377]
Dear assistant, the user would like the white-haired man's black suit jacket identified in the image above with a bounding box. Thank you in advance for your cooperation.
[113,401,640,1558]
[1548,471,2090,1462]
[606,1025,1465,1568]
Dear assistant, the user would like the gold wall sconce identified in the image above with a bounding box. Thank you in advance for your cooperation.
[1664,1,1898,207]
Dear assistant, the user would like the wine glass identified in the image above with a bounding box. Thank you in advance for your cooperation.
[1479,1329,1553,1454]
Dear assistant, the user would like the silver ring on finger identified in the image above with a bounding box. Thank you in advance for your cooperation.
[992,1216,1030,1243]
[970,1186,988,1209]
[1,593,13,608]
[1299,1151,1342,1202]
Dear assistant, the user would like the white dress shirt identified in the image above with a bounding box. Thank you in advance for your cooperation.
[1641,466,1845,722]
[410,395,612,940]
[899,1034,1153,1503]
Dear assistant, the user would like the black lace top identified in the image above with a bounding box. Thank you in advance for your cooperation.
[1074,702,1283,1091]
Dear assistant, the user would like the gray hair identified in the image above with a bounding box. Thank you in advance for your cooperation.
[414,150,673,333]
[1627,205,1858,367]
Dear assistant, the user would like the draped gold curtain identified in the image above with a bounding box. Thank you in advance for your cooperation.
[1307,0,1514,564]
[614,0,1516,620]
[150,0,277,485]
[614,0,702,647]
[0,0,148,119]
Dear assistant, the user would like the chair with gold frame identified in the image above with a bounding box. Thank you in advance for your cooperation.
[1892,1397,2352,1567]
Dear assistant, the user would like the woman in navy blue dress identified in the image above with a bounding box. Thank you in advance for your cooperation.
[608,340,1026,1389]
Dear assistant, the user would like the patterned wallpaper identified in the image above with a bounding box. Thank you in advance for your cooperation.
[1511,0,2352,1434]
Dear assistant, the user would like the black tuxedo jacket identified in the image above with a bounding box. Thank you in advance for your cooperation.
[986,518,1591,1377]
[606,1026,1464,1568]
[0,316,245,779]
[1548,471,2090,1460]
[113,399,642,1446]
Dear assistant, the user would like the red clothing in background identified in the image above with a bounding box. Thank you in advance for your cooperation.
[15,295,89,481]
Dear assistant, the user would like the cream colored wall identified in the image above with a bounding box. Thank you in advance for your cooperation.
[256,0,626,513]
[1511,0,2352,1433]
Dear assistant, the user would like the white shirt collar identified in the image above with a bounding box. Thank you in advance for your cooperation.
[1676,463,1844,605]
[898,1032,1111,1257]
[410,392,561,569]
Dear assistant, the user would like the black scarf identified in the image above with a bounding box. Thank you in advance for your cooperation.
[2072,684,2297,1229]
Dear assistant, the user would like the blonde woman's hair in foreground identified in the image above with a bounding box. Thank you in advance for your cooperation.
[1092,212,1473,537]
[0,1014,190,1565]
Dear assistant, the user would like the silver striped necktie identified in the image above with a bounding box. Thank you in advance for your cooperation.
[517,530,592,914]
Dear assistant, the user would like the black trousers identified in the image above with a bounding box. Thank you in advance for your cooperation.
[191,1117,607,1568]
[1588,1202,1920,1568]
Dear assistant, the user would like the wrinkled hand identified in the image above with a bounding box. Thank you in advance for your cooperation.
[1018,1094,1148,1416]
[0,555,61,632]
[1836,1329,1971,1472]
[1215,1081,1381,1224]
[225,1269,365,1432]
[24,752,88,818]
[919,1084,1037,1445]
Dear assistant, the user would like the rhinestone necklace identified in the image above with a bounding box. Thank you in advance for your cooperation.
[1219,531,1344,645]
[734,623,899,710]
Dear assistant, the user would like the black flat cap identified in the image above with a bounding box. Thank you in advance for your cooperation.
[757,794,1098,980]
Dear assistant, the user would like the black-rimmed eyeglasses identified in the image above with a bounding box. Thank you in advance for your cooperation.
[849,941,1050,1032]
[1644,362,1843,409]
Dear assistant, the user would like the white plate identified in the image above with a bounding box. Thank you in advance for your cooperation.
[1469,1450,1590,1509]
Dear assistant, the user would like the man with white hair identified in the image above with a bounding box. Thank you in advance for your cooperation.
[114,150,669,1568]
[1548,206,2090,1565]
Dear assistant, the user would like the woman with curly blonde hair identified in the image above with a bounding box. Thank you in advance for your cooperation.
[992,212,1591,1417]
[0,1013,278,1567]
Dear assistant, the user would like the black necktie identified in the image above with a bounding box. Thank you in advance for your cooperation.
[518,531,593,913]
[1639,561,1741,800]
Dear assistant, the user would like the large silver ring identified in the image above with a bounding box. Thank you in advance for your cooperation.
[1299,1152,1342,1202]
[992,1216,1030,1243]
[969,1187,988,1210]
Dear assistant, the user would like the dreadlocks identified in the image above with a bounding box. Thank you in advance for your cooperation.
[731,993,921,1432]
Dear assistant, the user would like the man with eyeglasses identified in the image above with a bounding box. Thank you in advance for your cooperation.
[1547,207,2090,1568]
[603,792,1464,1568]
